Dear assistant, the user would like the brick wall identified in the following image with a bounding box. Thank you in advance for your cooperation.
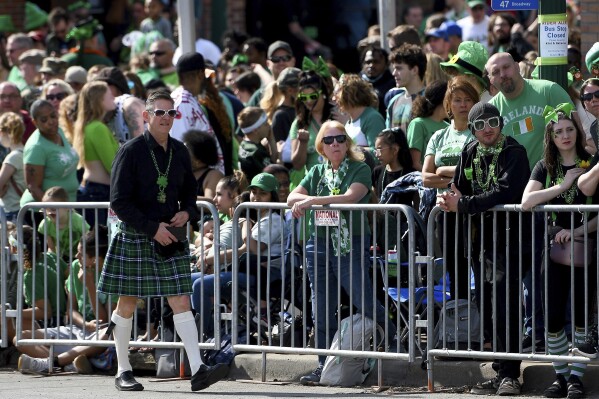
[0,0,26,32]
[580,0,599,74]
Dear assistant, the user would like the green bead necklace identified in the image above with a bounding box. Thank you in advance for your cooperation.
[149,146,173,203]
[473,135,505,192]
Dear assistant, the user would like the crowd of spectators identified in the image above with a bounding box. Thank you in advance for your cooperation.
[2,0,599,395]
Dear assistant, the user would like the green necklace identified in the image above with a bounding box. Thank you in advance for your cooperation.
[555,157,581,205]
[473,135,505,192]
[149,145,173,203]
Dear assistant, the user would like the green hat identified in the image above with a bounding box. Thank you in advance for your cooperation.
[0,15,16,33]
[248,173,279,192]
[440,41,489,87]
[531,65,574,87]
[467,0,486,8]
[585,42,599,76]
[25,2,49,31]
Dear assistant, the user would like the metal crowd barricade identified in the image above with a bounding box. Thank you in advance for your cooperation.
[229,202,427,384]
[1,208,13,348]
[13,201,222,373]
[426,205,597,391]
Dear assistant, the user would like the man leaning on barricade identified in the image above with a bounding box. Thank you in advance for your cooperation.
[438,102,531,396]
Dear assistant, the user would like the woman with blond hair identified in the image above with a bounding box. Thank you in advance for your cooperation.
[288,120,397,384]
[73,81,118,227]
[0,112,25,222]
[41,79,74,112]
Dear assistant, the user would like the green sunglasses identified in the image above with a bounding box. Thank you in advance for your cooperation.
[297,90,322,102]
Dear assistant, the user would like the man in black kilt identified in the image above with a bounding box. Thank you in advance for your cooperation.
[98,85,228,392]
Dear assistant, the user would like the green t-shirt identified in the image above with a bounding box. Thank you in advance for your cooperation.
[407,117,449,165]
[289,119,323,188]
[425,123,474,193]
[299,159,372,238]
[345,106,385,154]
[489,79,571,170]
[38,212,89,259]
[23,252,66,316]
[66,259,114,322]
[8,66,27,91]
[84,120,119,174]
[21,128,80,206]
[61,52,114,70]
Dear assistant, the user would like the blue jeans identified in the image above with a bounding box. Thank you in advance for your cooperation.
[77,181,110,228]
[306,235,395,365]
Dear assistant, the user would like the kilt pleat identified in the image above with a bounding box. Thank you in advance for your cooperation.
[98,223,192,297]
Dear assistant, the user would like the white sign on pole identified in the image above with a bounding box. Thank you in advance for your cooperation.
[539,20,568,58]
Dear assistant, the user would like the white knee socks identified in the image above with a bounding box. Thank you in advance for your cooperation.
[111,312,133,377]
[173,311,203,375]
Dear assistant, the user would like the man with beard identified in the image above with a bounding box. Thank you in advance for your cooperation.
[486,52,571,170]
[439,102,531,396]
[360,46,394,117]
[490,13,533,61]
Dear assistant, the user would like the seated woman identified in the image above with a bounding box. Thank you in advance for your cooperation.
[522,104,597,399]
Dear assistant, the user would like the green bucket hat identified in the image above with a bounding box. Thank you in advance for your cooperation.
[0,15,16,33]
[440,41,489,87]
[25,2,49,31]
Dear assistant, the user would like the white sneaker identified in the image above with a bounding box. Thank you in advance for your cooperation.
[18,354,57,375]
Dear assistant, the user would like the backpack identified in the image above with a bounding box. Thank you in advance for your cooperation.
[434,299,481,350]
[201,327,247,366]
[319,314,383,387]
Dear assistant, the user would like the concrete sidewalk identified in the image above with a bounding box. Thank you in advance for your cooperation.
[2,345,598,395]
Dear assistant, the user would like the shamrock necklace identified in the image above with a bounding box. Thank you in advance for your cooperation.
[555,157,581,205]
[148,144,173,203]
[473,135,505,192]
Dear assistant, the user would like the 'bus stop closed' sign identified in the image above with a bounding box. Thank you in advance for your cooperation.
[491,0,538,11]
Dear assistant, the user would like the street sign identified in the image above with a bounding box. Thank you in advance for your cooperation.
[491,0,538,11]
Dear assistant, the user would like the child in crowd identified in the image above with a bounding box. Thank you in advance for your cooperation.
[17,226,115,375]
[38,186,89,263]
[238,107,278,181]
[0,112,26,223]
[140,0,173,41]
[9,225,66,337]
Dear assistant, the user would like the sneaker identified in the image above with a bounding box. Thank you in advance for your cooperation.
[299,365,323,386]
[63,355,92,374]
[566,375,584,399]
[544,374,567,398]
[470,376,500,395]
[572,325,598,359]
[522,335,545,353]
[496,377,522,396]
[18,354,58,375]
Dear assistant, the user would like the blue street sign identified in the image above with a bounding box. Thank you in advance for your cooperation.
[491,0,538,11]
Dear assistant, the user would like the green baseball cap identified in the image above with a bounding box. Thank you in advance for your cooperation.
[440,41,489,87]
[248,173,279,192]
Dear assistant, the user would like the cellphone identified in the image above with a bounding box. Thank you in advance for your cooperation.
[166,226,187,241]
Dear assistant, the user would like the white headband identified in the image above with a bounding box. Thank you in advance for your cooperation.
[240,112,268,134]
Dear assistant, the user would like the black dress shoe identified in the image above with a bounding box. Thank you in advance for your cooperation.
[190,363,229,391]
[115,370,144,391]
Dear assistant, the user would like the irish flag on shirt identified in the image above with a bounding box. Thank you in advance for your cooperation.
[512,116,534,135]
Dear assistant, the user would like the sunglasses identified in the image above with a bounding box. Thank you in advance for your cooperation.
[149,109,177,118]
[149,51,166,56]
[270,55,292,63]
[471,116,501,131]
[581,90,599,102]
[322,134,347,145]
[46,92,67,101]
[297,91,321,102]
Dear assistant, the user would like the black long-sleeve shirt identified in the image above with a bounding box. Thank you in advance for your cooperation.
[110,131,198,238]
